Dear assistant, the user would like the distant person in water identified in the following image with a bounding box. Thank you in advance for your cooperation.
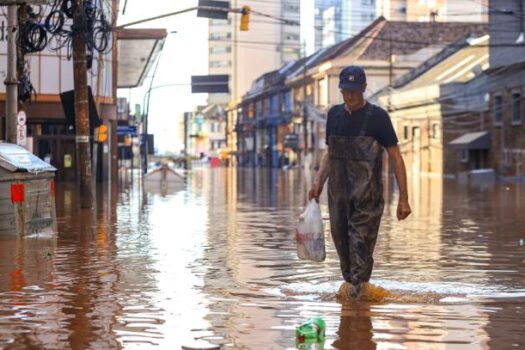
[308,66,411,297]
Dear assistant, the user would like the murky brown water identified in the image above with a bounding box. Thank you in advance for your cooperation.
[0,168,524,349]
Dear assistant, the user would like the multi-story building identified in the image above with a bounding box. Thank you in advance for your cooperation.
[209,0,302,161]
[237,16,486,169]
[311,0,378,51]
[208,18,233,107]
[485,0,525,178]
[306,0,489,54]
[378,0,488,22]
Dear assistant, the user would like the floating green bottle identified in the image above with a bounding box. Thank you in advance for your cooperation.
[295,316,326,343]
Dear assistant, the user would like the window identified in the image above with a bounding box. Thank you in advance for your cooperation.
[461,149,469,163]
[318,78,328,107]
[493,94,503,126]
[283,91,292,112]
[403,125,409,140]
[362,13,375,22]
[512,92,522,125]
[432,123,440,139]
[283,4,300,13]
[209,32,231,40]
[210,19,231,26]
[209,60,231,68]
[270,95,280,114]
[285,33,300,41]
[210,46,231,54]
[282,47,301,55]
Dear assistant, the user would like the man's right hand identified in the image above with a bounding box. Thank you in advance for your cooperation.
[308,180,322,202]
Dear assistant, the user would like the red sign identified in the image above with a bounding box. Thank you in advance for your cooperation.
[10,183,25,203]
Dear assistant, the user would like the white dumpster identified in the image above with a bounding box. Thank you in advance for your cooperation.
[0,143,57,236]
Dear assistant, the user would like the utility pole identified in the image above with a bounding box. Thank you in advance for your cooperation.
[5,5,18,143]
[183,112,189,169]
[73,0,94,209]
[388,38,394,86]
[232,0,238,167]
[302,57,308,163]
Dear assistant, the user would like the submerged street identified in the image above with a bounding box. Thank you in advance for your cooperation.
[0,168,523,349]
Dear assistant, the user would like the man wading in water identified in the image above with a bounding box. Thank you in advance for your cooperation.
[308,66,411,298]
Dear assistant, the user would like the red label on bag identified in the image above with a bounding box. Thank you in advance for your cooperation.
[296,229,322,242]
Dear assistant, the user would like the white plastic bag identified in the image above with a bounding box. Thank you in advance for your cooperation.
[296,199,326,262]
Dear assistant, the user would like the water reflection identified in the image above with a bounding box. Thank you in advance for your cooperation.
[0,169,523,349]
[332,304,374,350]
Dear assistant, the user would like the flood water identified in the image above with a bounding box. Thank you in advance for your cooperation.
[0,168,524,349]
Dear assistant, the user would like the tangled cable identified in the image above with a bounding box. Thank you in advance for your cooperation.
[18,0,113,61]
[17,6,48,53]
[15,1,113,101]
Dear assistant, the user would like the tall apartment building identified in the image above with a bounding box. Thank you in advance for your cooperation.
[207,0,301,106]
[208,18,233,106]
[208,0,301,157]
[377,0,488,22]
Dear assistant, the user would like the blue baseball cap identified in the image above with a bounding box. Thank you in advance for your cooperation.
[339,65,366,91]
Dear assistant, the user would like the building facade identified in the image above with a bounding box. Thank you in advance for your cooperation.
[209,0,302,162]
[0,1,117,182]
[306,0,488,55]
[237,17,487,169]
[485,0,525,178]
[375,35,490,176]
[0,2,165,182]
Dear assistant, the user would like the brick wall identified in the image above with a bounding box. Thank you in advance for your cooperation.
[489,86,525,176]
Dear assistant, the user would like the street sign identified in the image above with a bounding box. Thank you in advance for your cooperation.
[116,125,137,136]
[17,110,26,126]
[191,75,229,93]
[17,124,27,146]
[135,104,142,121]
[197,0,230,20]
[283,133,299,149]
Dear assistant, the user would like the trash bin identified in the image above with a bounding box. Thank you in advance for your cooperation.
[0,143,57,236]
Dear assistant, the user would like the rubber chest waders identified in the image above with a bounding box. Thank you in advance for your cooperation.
[327,104,385,287]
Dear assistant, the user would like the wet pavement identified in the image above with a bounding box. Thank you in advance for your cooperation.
[0,168,524,349]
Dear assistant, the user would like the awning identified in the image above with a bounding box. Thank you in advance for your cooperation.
[449,131,490,150]
[116,28,168,88]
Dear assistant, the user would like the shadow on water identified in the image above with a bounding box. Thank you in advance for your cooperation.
[0,168,523,349]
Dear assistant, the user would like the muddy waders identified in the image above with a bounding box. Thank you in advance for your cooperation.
[327,104,384,295]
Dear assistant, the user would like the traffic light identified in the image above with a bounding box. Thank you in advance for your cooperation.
[240,5,250,31]
[95,124,108,143]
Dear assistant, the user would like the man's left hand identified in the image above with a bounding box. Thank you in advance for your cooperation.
[397,200,411,221]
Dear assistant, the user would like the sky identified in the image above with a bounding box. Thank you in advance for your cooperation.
[117,0,209,154]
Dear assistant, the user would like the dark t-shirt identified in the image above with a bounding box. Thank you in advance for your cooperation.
[325,102,398,148]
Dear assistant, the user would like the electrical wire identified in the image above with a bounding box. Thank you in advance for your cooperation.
[17,0,114,59]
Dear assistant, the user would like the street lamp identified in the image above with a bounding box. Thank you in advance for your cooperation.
[141,30,177,174]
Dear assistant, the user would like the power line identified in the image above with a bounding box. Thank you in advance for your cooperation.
[246,9,525,49]
[467,0,523,20]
